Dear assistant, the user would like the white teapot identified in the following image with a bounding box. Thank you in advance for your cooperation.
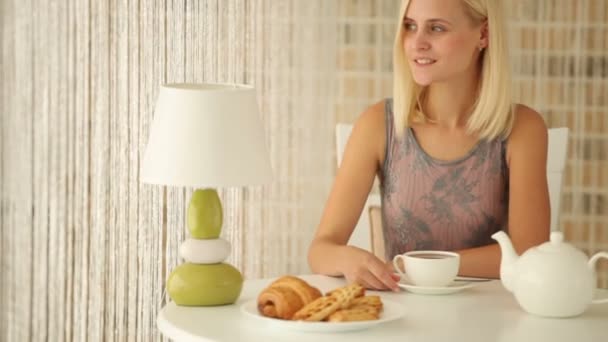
[492,230,608,318]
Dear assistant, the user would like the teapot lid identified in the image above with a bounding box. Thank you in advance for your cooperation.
[536,231,581,255]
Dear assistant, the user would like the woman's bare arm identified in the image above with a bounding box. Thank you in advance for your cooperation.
[308,101,399,290]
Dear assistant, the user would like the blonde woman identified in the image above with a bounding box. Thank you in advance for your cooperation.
[308,0,550,291]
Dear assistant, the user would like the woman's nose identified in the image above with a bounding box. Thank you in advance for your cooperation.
[410,31,430,51]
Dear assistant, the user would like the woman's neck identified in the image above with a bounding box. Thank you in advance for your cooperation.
[421,69,480,129]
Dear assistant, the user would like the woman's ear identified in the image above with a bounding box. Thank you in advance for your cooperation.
[479,20,489,49]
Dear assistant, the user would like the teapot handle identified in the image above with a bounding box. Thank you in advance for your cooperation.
[588,252,608,304]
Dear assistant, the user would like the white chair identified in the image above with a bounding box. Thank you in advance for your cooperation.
[546,128,569,232]
[335,123,569,256]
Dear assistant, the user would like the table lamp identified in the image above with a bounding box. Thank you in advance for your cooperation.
[141,83,272,306]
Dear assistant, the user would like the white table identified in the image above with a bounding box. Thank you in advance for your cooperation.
[157,274,608,342]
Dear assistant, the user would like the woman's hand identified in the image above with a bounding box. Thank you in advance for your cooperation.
[341,247,400,291]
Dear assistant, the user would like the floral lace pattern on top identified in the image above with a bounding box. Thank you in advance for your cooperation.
[379,99,509,261]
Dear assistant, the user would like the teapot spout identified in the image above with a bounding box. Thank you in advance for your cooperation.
[492,231,519,292]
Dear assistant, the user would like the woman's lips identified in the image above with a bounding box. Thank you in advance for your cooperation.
[413,58,436,66]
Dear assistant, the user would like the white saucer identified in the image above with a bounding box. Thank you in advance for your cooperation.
[398,280,477,295]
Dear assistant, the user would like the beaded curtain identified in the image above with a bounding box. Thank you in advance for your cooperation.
[1,0,337,340]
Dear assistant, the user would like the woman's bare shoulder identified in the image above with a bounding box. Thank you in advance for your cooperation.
[356,99,386,127]
[506,104,548,163]
[352,99,388,161]
[510,104,547,139]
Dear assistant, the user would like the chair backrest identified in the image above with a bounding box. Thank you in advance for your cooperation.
[546,127,569,231]
[367,205,386,261]
[335,123,569,254]
[335,123,353,167]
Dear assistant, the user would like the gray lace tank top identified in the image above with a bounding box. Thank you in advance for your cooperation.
[379,99,508,261]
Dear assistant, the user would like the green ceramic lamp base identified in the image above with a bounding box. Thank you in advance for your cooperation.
[167,263,243,306]
[167,188,244,306]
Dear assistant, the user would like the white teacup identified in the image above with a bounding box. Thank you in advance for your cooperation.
[393,250,460,287]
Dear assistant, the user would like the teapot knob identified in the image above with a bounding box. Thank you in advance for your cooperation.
[550,231,564,244]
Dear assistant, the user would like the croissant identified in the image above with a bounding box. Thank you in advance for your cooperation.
[257,276,322,320]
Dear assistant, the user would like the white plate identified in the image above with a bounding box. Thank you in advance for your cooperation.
[240,298,405,333]
[398,280,478,295]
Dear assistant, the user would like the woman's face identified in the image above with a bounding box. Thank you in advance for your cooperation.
[403,0,486,86]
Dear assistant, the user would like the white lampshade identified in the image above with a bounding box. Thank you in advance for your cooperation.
[141,83,273,187]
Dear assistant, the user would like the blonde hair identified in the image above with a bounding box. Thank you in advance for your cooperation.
[392,0,514,140]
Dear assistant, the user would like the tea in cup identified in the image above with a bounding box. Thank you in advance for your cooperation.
[392,251,460,287]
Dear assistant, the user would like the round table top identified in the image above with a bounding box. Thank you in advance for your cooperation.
[157,274,608,342]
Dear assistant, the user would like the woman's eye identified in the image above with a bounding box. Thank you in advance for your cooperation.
[431,25,445,32]
[404,23,417,31]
